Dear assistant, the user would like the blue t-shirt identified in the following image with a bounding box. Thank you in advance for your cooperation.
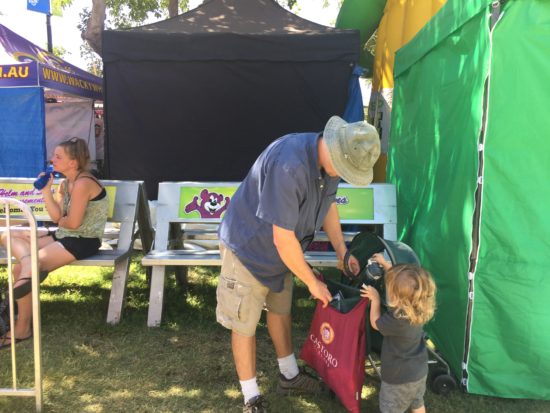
[219,132,340,292]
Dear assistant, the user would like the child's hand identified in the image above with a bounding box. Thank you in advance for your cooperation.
[360,284,380,303]
[371,253,392,271]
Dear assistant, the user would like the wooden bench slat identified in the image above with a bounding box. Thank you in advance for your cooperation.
[72,250,133,266]
[0,245,131,266]
[142,249,340,268]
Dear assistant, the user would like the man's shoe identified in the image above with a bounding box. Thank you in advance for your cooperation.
[243,395,268,413]
[277,368,328,395]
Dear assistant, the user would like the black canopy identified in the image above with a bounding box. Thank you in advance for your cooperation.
[103,0,359,198]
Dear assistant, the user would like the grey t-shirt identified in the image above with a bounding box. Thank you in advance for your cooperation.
[376,310,428,384]
[219,132,340,292]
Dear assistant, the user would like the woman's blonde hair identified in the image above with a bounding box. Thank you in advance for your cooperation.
[385,264,436,325]
[58,137,90,171]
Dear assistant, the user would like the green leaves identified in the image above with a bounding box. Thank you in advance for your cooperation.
[51,0,74,17]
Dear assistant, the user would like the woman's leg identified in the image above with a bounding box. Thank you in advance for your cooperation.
[0,230,40,342]
[0,228,53,281]
[1,234,75,341]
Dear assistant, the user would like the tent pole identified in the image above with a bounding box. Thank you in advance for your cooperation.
[46,14,53,53]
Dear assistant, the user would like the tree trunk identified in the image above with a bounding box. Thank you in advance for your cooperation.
[82,0,106,56]
[168,0,178,17]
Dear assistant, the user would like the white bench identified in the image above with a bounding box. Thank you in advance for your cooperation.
[142,181,397,327]
[0,178,154,324]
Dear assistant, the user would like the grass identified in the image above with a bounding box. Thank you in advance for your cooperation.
[0,258,549,412]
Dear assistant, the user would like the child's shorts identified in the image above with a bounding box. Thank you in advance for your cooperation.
[379,375,427,413]
[215,243,293,337]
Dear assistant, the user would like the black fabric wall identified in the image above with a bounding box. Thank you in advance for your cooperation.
[104,59,354,199]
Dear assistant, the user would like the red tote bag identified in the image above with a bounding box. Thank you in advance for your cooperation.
[300,295,369,413]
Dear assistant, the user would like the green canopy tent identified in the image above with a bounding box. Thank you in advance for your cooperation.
[388,0,550,399]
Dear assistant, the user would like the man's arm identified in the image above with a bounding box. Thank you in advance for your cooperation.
[322,202,346,261]
[272,224,332,307]
[322,202,360,275]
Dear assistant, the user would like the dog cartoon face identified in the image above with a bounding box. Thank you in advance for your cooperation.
[204,192,223,214]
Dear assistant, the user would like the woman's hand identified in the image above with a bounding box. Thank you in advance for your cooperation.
[37,171,54,194]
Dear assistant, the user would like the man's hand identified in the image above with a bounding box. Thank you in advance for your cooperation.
[347,254,360,276]
[337,252,361,276]
[307,278,332,308]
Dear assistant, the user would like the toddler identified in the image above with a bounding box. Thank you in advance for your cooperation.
[361,254,436,413]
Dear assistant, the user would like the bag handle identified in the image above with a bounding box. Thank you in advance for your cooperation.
[342,250,355,280]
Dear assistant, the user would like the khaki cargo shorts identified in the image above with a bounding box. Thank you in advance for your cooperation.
[216,243,293,337]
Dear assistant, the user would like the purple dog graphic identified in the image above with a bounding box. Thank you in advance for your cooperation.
[184,189,231,218]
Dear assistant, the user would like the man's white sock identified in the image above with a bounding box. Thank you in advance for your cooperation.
[240,377,260,404]
[277,353,300,380]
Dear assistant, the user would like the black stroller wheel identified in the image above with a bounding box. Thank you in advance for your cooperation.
[430,368,457,396]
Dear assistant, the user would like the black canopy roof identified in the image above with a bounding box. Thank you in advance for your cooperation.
[103,0,358,62]
[103,0,360,199]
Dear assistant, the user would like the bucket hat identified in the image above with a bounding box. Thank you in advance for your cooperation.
[323,116,380,186]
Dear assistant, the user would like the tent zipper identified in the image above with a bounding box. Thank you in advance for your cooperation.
[461,0,505,392]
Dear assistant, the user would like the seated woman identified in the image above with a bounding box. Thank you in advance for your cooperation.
[0,137,109,348]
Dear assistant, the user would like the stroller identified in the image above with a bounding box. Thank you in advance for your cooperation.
[330,231,457,396]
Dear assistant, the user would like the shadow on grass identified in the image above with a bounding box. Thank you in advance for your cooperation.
[0,264,346,411]
[2,264,549,412]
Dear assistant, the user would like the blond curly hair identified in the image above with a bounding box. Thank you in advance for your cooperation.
[385,264,436,326]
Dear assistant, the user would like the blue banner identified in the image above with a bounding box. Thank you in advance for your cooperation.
[39,63,103,100]
[0,24,103,100]
[27,0,51,15]
[0,63,38,87]
[0,88,46,177]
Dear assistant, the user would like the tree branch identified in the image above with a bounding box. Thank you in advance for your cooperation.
[82,0,106,56]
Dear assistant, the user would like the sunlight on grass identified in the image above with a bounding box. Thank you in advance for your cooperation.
[362,383,377,398]
[47,266,108,284]
[223,388,241,400]
[74,343,101,357]
[1,258,550,412]
[165,321,181,332]
[168,336,182,344]
[186,294,206,310]
[80,394,96,403]
[148,387,198,399]
[43,290,96,303]
[107,389,134,399]
[296,397,326,409]
[192,267,220,285]
[60,375,76,389]
[83,403,103,412]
